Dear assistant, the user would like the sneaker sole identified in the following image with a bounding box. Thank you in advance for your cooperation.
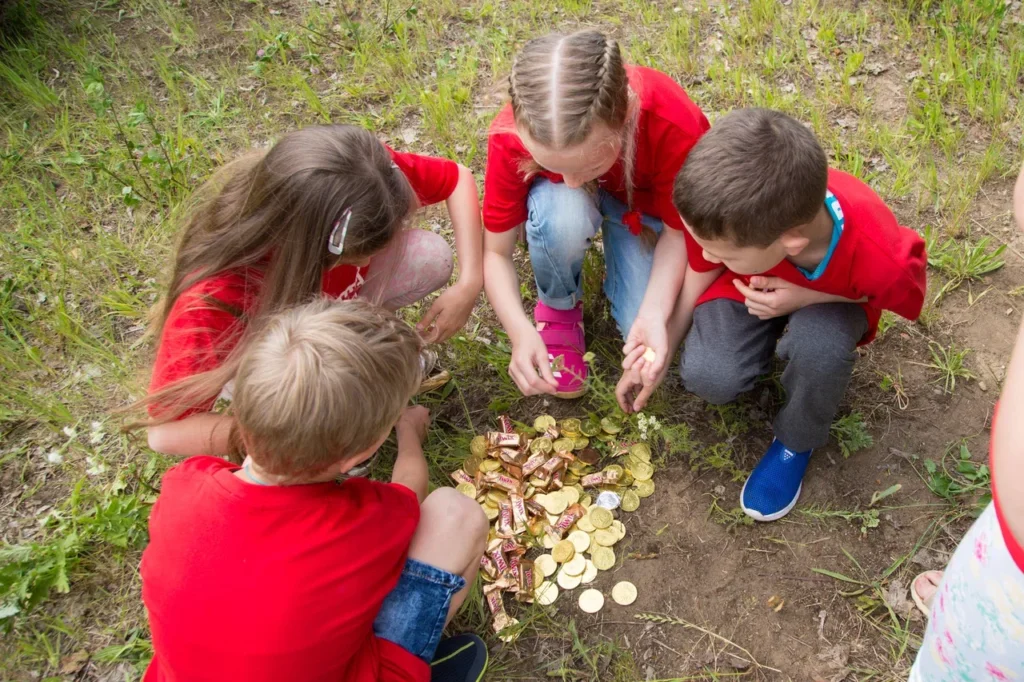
[740,481,802,522]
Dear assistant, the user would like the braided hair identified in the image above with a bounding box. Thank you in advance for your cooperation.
[509,30,639,210]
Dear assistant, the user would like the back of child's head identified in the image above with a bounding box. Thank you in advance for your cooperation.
[233,298,422,478]
[673,108,828,248]
[509,30,629,149]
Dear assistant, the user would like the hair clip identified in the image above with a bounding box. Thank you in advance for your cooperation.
[328,207,352,256]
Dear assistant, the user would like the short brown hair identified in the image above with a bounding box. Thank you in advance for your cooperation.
[673,108,828,247]
[232,298,423,478]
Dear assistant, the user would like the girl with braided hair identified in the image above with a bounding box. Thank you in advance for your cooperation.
[482,30,710,399]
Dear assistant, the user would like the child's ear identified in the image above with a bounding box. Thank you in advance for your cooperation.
[779,229,810,256]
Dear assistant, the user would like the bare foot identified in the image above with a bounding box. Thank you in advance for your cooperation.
[911,570,943,617]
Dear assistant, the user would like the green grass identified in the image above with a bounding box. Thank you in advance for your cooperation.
[925,341,975,394]
[0,0,1021,678]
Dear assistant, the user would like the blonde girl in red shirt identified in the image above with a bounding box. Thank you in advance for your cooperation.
[482,30,710,398]
[137,125,482,457]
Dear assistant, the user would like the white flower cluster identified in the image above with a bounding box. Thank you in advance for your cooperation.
[636,412,661,442]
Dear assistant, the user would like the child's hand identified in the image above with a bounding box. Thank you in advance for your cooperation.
[735,277,816,319]
[615,362,669,414]
[622,315,668,382]
[508,327,559,396]
[396,405,431,445]
[417,282,478,343]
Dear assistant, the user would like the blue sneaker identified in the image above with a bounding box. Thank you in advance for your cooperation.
[740,438,812,522]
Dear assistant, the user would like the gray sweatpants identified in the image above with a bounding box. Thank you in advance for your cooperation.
[680,299,868,453]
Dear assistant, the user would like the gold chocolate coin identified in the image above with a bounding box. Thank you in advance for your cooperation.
[534,554,557,577]
[629,443,651,462]
[634,479,655,498]
[561,486,581,506]
[568,529,592,553]
[456,482,477,498]
[482,504,499,521]
[552,540,576,563]
[578,588,604,613]
[591,546,616,571]
[630,461,654,481]
[557,567,583,590]
[611,581,638,606]
[552,438,574,453]
[580,420,600,437]
[535,580,559,606]
[562,553,587,577]
[479,459,502,473]
[581,559,598,584]
[621,490,641,512]
[464,455,483,476]
[530,436,553,454]
[600,417,622,435]
[470,435,488,457]
[572,437,590,450]
[533,415,557,433]
[559,418,582,435]
[593,528,619,547]
[611,520,626,541]
[576,514,596,532]
[588,507,614,530]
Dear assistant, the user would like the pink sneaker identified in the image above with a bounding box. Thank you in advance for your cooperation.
[535,301,587,399]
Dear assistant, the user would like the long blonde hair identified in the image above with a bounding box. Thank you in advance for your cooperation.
[509,30,643,231]
[234,298,423,479]
[134,125,417,426]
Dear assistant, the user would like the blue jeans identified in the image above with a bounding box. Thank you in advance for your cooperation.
[525,178,664,337]
[372,558,466,664]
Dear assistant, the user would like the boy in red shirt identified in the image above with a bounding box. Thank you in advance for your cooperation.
[619,108,926,522]
[140,298,489,682]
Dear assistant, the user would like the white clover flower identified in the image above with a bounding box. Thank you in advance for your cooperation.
[62,426,77,438]
[46,450,64,464]
[85,456,108,477]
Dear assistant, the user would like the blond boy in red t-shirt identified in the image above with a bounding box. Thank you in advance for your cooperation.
[140,298,488,682]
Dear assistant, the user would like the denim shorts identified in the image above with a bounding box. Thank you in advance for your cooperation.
[372,558,466,663]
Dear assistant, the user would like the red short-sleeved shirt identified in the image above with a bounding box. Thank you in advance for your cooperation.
[141,456,426,682]
[148,147,458,417]
[483,65,709,247]
[693,169,927,345]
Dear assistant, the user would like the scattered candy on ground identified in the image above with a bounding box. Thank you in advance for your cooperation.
[451,414,657,638]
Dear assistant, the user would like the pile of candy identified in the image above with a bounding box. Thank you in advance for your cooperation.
[449,414,657,639]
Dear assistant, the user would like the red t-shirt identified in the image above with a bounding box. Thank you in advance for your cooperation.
[692,169,927,345]
[148,147,458,417]
[483,65,709,246]
[141,456,426,682]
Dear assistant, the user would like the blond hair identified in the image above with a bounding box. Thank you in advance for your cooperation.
[131,125,417,428]
[509,30,641,212]
[232,298,423,478]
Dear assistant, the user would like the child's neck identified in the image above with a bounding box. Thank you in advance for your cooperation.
[234,459,338,486]
[786,206,835,272]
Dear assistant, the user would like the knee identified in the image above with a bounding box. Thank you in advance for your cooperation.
[784,310,861,374]
[406,230,454,289]
[526,182,599,254]
[423,488,488,550]
[680,352,744,405]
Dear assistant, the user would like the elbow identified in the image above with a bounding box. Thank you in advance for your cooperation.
[147,426,168,453]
